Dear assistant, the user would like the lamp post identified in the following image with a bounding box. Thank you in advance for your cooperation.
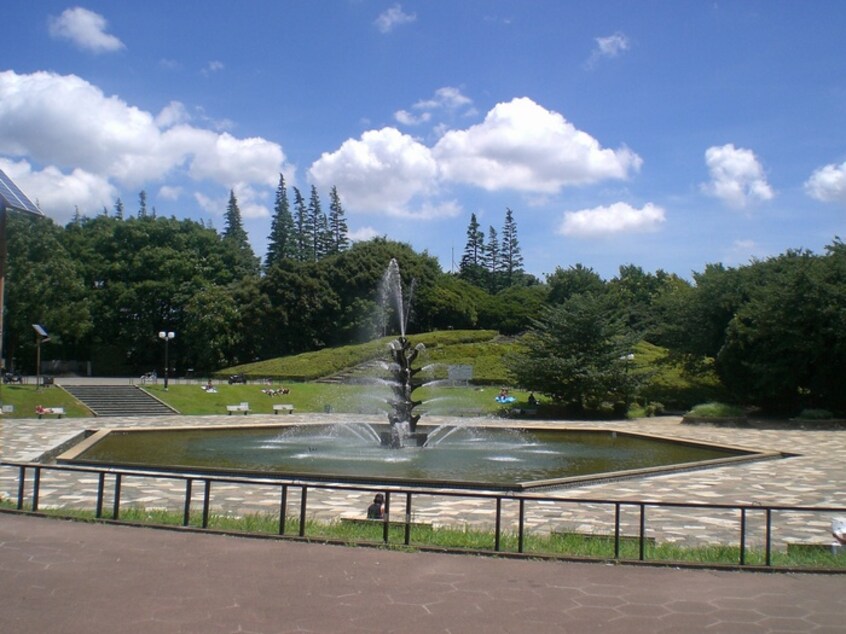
[158,331,175,390]
[33,324,50,391]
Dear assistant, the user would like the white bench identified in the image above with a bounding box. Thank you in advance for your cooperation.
[226,402,250,415]
[273,404,294,415]
[37,407,65,419]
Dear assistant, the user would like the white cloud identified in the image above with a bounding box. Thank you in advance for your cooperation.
[585,33,630,68]
[414,87,473,111]
[0,70,287,214]
[0,158,115,221]
[701,144,774,209]
[349,226,381,242]
[308,127,440,217]
[394,110,431,126]
[48,7,125,53]
[558,202,666,237]
[433,97,642,192]
[202,61,225,76]
[374,4,417,33]
[158,185,182,200]
[805,160,846,204]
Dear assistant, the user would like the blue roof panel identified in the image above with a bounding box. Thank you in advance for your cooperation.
[0,169,43,216]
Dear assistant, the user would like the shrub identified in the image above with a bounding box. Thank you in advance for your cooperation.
[686,401,745,418]
[797,408,834,420]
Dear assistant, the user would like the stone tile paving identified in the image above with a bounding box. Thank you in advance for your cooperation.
[2,414,845,549]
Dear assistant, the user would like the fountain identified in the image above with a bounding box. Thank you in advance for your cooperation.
[378,259,428,448]
[54,259,779,490]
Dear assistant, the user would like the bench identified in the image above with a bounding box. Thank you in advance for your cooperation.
[226,402,250,415]
[36,407,64,419]
[273,404,294,415]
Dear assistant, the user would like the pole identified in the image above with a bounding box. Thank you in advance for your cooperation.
[163,336,169,390]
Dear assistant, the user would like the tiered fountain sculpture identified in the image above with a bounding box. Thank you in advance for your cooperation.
[378,259,428,448]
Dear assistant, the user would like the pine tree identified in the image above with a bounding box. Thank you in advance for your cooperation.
[292,187,308,262]
[138,190,147,218]
[222,189,258,275]
[501,207,524,286]
[485,225,501,292]
[265,174,296,270]
[459,213,486,287]
[316,211,333,259]
[113,197,124,220]
[306,185,322,261]
[327,186,349,254]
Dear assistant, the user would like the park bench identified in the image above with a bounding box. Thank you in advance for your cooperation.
[36,406,64,419]
[273,404,294,415]
[226,402,250,415]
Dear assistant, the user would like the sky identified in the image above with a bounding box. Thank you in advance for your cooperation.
[2,1,846,281]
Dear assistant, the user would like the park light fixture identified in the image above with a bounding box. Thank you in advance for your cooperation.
[33,324,50,390]
[158,331,175,390]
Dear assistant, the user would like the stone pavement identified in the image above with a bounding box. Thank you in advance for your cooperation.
[1,513,844,634]
[3,414,846,548]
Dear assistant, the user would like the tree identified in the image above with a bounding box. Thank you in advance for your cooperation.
[459,213,486,286]
[327,186,349,255]
[292,187,308,262]
[306,185,323,261]
[138,190,148,218]
[546,264,606,305]
[265,174,296,270]
[222,189,259,276]
[500,208,523,285]
[113,198,124,220]
[484,226,501,292]
[506,293,640,413]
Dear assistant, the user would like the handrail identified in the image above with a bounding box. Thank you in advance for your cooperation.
[2,459,844,569]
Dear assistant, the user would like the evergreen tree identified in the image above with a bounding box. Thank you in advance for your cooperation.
[113,198,124,220]
[265,174,296,270]
[138,190,147,218]
[306,186,324,261]
[328,186,349,254]
[459,213,486,286]
[222,189,258,275]
[317,211,333,259]
[501,208,524,285]
[485,225,501,292]
[292,187,308,262]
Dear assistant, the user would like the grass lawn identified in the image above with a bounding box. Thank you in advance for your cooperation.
[0,384,91,418]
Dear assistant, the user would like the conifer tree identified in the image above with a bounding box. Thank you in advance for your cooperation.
[113,197,124,220]
[501,207,524,285]
[485,225,501,292]
[306,185,322,261]
[459,213,486,286]
[292,187,308,262]
[138,190,147,218]
[223,189,258,275]
[328,186,349,254]
[265,174,296,270]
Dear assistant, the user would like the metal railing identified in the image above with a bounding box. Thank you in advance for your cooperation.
[3,460,844,570]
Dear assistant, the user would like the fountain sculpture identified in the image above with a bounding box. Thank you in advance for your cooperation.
[378,259,428,448]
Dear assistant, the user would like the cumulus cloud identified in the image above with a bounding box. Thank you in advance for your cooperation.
[394,110,432,126]
[395,87,474,128]
[308,127,441,217]
[0,70,287,218]
[558,202,665,237]
[48,7,125,53]
[585,33,629,68]
[349,226,382,242]
[374,4,417,33]
[805,160,846,204]
[433,97,642,192]
[0,158,115,219]
[701,144,774,209]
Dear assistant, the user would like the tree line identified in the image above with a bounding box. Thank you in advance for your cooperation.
[5,187,846,416]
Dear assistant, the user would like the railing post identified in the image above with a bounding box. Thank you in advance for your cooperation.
[112,473,122,519]
[765,508,773,567]
[739,507,747,565]
[278,484,288,535]
[404,492,412,546]
[183,478,193,526]
[383,492,391,544]
[298,486,307,537]
[16,465,26,510]
[638,503,646,561]
[494,497,502,552]
[201,479,211,529]
[95,472,106,518]
[614,502,622,559]
[32,466,41,512]
[518,498,525,553]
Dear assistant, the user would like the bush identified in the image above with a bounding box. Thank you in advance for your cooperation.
[686,401,745,418]
[797,408,834,420]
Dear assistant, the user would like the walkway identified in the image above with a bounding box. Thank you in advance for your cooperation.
[0,513,843,634]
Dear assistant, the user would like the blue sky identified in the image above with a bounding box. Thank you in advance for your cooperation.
[2,1,846,280]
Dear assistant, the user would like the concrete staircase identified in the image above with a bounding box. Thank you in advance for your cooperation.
[62,385,178,417]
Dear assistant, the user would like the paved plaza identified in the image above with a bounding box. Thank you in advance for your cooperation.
[1,413,845,632]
